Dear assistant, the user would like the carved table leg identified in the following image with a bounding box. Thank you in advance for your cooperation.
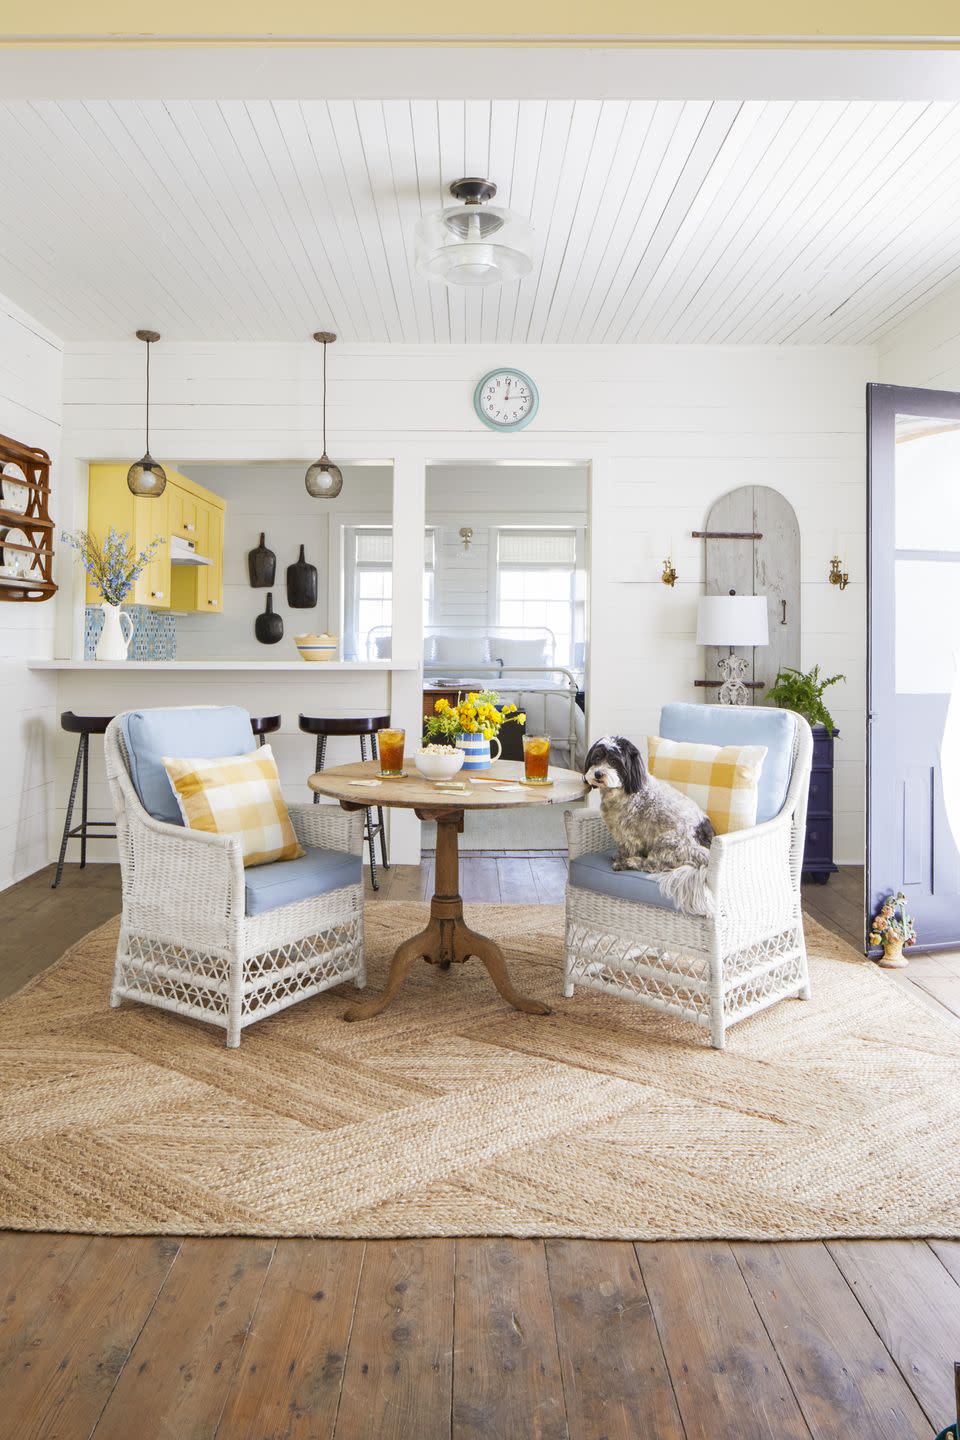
[340,804,550,1021]
[342,917,441,1021]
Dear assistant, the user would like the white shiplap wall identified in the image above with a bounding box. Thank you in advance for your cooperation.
[878,274,960,390]
[55,340,872,863]
[0,294,63,887]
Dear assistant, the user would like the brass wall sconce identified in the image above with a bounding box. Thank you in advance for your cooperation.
[829,556,849,591]
[661,557,678,587]
[459,526,474,552]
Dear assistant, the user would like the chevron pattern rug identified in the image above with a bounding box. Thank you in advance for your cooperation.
[1,903,958,1239]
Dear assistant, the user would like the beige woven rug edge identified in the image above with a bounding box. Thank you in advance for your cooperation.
[2,903,958,1241]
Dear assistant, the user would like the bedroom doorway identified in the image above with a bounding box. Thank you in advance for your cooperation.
[421,460,590,852]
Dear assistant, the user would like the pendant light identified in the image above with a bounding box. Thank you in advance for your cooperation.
[305,331,343,499]
[415,178,533,289]
[127,330,167,498]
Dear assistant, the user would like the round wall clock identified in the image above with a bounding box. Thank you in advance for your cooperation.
[474,368,540,431]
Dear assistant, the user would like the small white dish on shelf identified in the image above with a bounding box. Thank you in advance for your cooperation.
[295,632,338,662]
[0,470,29,516]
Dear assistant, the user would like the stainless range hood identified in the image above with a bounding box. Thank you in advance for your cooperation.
[170,534,212,567]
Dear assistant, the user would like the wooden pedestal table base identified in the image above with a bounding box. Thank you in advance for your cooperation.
[342,806,550,1021]
[308,756,587,1021]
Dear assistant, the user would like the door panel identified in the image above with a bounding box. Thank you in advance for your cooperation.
[868,384,960,951]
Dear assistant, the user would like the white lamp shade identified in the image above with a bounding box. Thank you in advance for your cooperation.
[696,594,769,647]
[415,205,533,288]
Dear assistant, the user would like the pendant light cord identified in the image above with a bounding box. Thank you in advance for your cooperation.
[322,339,327,455]
[145,339,151,454]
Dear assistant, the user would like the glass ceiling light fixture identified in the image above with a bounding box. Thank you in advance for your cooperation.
[127,329,166,498]
[305,331,343,499]
[415,178,533,289]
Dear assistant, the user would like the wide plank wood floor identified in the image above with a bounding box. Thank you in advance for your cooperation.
[1,858,959,1439]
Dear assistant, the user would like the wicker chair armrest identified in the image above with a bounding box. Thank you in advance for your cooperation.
[288,803,364,855]
[564,808,611,859]
[707,812,797,931]
[120,804,245,940]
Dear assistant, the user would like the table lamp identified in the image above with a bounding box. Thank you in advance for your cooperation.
[696,592,769,705]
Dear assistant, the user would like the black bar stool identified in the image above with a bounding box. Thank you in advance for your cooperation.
[251,715,282,747]
[299,713,391,890]
[52,712,117,889]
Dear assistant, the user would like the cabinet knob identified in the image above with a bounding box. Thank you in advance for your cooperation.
[184,523,195,532]
[208,598,218,606]
[151,591,164,599]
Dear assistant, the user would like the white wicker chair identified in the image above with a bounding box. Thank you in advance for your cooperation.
[564,706,813,1049]
[104,713,365,1047]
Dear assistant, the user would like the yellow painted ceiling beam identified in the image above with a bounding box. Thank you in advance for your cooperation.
[1,0,959,42]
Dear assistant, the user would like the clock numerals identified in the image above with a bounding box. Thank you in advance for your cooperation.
[476,370,538,429]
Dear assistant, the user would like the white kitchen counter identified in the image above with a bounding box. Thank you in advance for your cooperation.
[30,660,416,672]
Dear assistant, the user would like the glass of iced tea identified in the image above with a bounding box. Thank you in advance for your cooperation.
[523,734,551,783]
[377,727,406,776]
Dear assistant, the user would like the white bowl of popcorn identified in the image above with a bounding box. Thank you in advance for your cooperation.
[415,745,466,781]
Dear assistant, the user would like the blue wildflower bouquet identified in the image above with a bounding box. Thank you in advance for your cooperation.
[61,527,162,606]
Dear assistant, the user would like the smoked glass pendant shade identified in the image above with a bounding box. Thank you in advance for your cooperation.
[127,454,167,498]
[128,329,166,497]
[305,331,342,499]
[305,455,343,499]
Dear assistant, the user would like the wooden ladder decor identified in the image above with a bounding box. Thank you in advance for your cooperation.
[0,431,57,603]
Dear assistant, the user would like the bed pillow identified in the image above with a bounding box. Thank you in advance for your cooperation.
[496,637,549,668]
[162,744,304,868]
[647,735,767,835]
[433,635,490,666]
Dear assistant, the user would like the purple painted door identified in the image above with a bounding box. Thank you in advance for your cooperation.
[868,384,960,952]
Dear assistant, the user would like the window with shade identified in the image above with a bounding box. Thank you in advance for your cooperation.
[494,528,584,670]
[344,527,434,659]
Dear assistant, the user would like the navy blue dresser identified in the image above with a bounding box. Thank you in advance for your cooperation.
[802,725,839,884]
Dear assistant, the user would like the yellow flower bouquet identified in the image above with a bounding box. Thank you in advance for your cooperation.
[423,690,526,746]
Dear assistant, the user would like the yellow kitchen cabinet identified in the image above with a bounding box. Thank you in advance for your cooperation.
[86,464,226,614]
[170,489,226,613]
[85,465,171,608]
[168,483,200,541]
[200,504,224,613]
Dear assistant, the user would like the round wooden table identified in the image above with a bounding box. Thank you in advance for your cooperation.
[309,757,587,1021]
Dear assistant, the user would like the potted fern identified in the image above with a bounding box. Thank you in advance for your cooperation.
[764,666,845,885]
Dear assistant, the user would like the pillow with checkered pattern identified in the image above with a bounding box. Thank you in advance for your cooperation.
[162,745,304,867]
[647,735,768,835]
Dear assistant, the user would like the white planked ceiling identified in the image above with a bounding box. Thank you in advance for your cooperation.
[3,98,960,345]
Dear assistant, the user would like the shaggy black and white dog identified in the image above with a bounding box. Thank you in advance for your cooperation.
[582,735,716,916]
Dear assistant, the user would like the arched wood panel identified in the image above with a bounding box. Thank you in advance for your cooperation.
[701,485,800,698]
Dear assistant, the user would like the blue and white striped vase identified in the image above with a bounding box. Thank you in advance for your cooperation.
[456,732,502,771]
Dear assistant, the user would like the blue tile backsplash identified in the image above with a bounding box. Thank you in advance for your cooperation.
[84,605,177,662]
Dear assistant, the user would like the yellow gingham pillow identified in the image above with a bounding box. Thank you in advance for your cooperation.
[162,745,304,868]
[647,735,767,835]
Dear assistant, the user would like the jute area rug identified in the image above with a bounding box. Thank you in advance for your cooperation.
[1,904,958,1240]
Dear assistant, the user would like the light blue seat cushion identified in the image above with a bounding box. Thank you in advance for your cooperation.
[244,846,363,917]
[569,848,678,911]
[658,702,795,824]
[121,705,256,824]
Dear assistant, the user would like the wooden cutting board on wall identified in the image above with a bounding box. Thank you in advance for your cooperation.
[701,485,800,699]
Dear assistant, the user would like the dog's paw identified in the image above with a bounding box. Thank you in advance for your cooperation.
[611,858,625,871]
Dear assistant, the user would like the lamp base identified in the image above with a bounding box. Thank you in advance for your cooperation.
[717,654,751,705]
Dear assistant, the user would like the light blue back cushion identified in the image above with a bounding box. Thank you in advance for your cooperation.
[121,706,255,824]
[658,703,795,824]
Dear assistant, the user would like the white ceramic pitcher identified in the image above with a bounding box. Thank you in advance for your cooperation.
[96,603,134,662]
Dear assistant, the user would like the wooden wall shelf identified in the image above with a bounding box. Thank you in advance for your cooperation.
[0,432,57,603]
